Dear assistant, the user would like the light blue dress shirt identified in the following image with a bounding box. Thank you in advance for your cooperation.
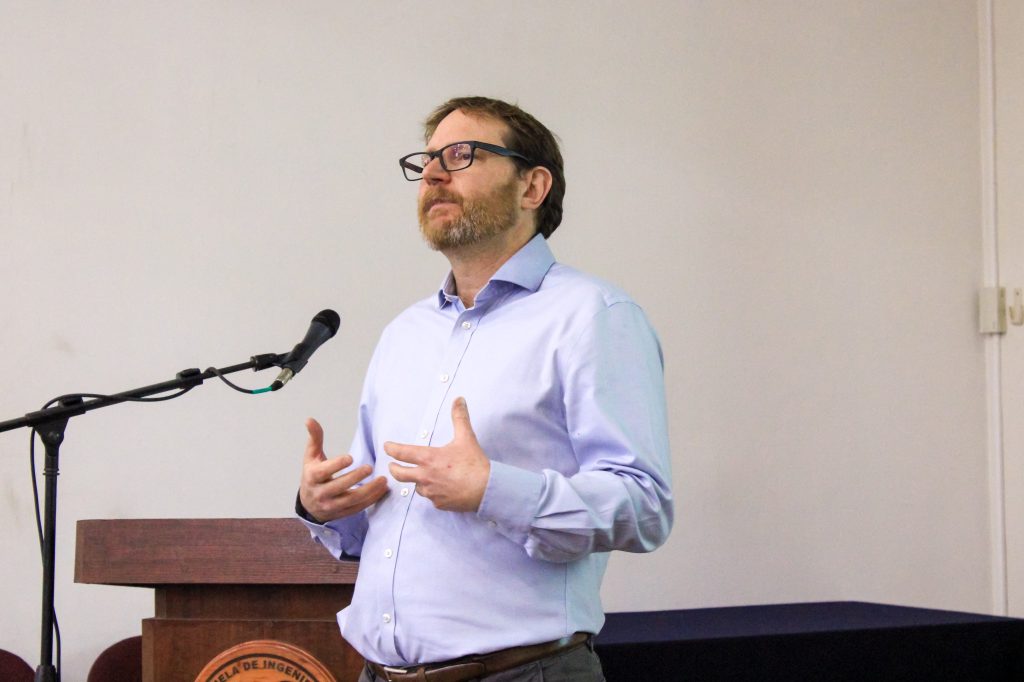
[300,234,672,666]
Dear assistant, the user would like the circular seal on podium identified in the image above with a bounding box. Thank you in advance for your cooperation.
[194,639,337,682]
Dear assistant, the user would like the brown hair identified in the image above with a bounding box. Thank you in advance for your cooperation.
[424,96,565,239]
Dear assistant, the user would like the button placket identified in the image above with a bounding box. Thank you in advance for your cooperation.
[414,311,479,447]
[383,308,482,657]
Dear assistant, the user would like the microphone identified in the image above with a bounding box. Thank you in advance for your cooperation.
[272,309,341,390]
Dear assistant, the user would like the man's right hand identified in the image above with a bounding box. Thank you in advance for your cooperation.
[299,417,389,523]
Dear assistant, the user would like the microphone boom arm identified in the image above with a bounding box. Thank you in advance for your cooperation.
[0,353,284,435]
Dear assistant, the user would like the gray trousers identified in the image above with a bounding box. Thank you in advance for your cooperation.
[358,643,605,682]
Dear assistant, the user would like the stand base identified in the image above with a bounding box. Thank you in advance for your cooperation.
[34,664,57,682]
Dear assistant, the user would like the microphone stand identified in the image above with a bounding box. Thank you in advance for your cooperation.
[0,353,284,682]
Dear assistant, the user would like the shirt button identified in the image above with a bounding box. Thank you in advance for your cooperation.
[488,521,497,529]
[462,321,472,330]
[384,549,393,558]
[419,430,429,439]
[382,614,392,624]
[440,373,449,383]
[401,488,411,497]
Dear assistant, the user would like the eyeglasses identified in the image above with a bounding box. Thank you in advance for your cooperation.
[399,140,533,181]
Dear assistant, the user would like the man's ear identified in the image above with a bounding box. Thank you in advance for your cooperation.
[520,166,553,211]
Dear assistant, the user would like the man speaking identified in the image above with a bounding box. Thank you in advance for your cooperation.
[297,96,673,682]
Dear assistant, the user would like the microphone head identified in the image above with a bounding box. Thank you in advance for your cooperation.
[313,309,341,337]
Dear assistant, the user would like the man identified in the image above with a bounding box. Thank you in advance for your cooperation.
[297,96,672,682]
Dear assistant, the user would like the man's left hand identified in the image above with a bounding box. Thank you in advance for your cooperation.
[385,397,491,512]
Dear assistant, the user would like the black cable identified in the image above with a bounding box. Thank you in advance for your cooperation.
[29,427,61,677]
[207,366,275,394]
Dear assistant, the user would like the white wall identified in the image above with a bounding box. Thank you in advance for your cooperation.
[0,2,992,679]
[994,0,1024,614]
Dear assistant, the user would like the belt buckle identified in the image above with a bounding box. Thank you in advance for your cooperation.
[382,665,409,681]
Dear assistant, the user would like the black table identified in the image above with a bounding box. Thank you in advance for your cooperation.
[594,601,1024,681]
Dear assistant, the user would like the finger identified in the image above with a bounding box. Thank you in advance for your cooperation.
[315,460,372,491]
[308,453,356,484]
[389,461,421,484]
[317,475,389,519]
[311,466,379,510]
[450,397,476,442]
[304,418,326,462]
[384,441,426,465]
[348,477,391,514]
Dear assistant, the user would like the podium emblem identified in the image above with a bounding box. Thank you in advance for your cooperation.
[195,639,338,682]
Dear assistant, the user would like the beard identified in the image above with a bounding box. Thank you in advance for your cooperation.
[418,178,520,251]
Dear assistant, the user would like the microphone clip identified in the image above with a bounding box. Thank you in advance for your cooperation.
[250,353,286,371]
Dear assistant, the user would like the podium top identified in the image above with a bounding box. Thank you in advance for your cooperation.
[75,518,358,586]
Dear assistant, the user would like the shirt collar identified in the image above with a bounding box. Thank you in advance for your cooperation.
[436,233,556,309]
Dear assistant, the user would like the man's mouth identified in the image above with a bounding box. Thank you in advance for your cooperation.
[423,195,461,215]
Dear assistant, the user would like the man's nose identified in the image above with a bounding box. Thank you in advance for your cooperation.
[421,156,450,185]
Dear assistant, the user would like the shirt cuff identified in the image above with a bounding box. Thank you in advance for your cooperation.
[295,490,322,523]
[294,491,368,559]
[477,460,544,545]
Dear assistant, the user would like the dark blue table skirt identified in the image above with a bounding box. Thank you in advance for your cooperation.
[594,601,1024,681]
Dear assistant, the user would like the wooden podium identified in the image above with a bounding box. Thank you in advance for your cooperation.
[75,518,364,682]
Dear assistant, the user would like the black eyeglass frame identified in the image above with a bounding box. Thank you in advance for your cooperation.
[399,140,535,181]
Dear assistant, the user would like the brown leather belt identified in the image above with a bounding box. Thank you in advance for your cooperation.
[367,632,590,682]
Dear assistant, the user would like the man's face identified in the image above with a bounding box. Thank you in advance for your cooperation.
[418,110,523,251]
